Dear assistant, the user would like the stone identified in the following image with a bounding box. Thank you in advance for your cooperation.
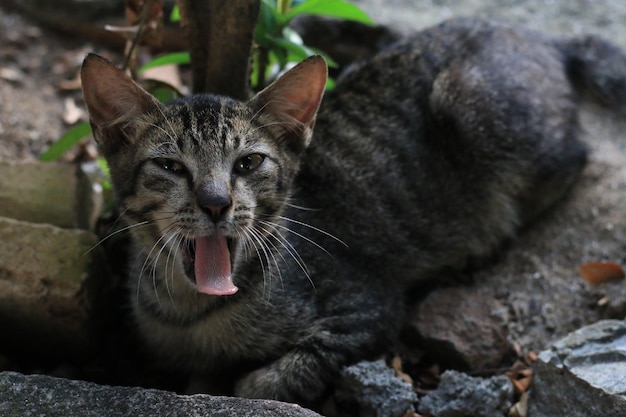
[334,359,417,417]
[417,370,514,417]
[528,319,626,417]
[0,160,101,229]
[0,216,109,365]
[594,279,626,320]
[405,286,513,371]
[0,371,322,417]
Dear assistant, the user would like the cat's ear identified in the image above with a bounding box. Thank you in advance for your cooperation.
[249,55,327,150]
[81,53,163,153]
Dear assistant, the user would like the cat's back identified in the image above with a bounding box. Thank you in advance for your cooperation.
[320,17,558,122]
[293,17,582,281]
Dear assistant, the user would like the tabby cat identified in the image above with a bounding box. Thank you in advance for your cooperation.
[81,18,626,407]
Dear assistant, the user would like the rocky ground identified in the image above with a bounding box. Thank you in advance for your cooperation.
[1,0,626,416]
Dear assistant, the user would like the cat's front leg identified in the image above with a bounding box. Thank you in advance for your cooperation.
[234,283,403,405]
[234,348,331,404]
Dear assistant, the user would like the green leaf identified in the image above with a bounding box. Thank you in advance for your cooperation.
[269,36,314,62]
[39,122,92,162]
[138,52,191,73]
[269,42,290,68]
[169,5,180,22]
[261,37,337,91]
[325,76,335,91]
[256,0,282,43]
[96,157,112,191]
[284,0,373,24]
[150,86,179,103]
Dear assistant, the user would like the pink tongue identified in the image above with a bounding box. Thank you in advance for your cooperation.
[194,235,238,296]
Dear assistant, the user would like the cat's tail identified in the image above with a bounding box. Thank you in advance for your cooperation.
[558,35,626,114]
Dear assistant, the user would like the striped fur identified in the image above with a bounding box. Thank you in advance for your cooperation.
[81,18,626,408]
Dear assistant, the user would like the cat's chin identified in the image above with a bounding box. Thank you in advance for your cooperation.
[181,236,238,295]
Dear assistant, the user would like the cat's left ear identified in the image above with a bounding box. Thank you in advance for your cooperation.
[249,55,327,150]
[81,53,164,155]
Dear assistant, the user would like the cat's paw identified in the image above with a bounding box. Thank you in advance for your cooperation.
[234,351,328,403]
[234,366,283,400]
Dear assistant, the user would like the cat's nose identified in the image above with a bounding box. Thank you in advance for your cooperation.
[197,180,232,223]
[204,202,231,223]
[200,196,232,223]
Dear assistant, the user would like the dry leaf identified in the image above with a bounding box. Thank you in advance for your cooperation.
[506,367,532,394]
[391,355,414,384]
[511,372,532,394]
[0,67,23,82]
[125,0,145,23]
[579,261,625,285]
[511,340,523,358]
[58,73,82,91]
[508,392,529,417]
[104,24,140,41]
[62,98,84,125]
[142,64,183,91]
[125,0,164,45]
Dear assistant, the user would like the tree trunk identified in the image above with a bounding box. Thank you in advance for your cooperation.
[178,0,260,100]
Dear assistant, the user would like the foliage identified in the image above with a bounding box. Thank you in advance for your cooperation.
[137,0,373,89]
[138,51,189,72]
[252,0,373,89]
[39,122,92,162]
[40,0,372,163]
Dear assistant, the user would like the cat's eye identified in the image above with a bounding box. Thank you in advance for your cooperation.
[234,154,265,174]
[153,157,186,174]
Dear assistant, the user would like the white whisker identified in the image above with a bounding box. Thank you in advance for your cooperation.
[89,209,181,254]
[277,216,348,248]
[163,227,184,310]
[284,202,320,212]
[257,223,316,292]
[136,220,179,308]
[260,219,333,257]
[87,220,150,253]
[246,225,285,298]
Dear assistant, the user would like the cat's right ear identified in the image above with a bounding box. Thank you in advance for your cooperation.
[249,55,327,151]
[81,53,162,153]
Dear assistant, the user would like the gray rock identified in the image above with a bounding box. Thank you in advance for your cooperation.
[529,319,626,417]
[418,370,514,417]
[0,216,109,364]
[0,160,101,229]
[335,359,417,417]
[0,371,322,417]
[406,286,513,371]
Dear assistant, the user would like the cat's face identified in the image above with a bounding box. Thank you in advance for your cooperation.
[113,98,300,297]
[81,54,327,297]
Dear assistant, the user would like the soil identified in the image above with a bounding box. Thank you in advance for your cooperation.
[1,0,626,397]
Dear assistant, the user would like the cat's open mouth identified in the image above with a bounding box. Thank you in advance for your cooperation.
[182,235,238,296]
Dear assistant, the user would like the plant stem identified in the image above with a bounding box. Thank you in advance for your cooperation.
[179,0,260,99]
[256,46,269,90]
[122,0,156,75]
[277,0,292,15]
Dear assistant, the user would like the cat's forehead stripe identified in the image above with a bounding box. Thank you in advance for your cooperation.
[162,97,248,160]
[214,110,225,147]
[187,101,201,151]
[177,102,192,133]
